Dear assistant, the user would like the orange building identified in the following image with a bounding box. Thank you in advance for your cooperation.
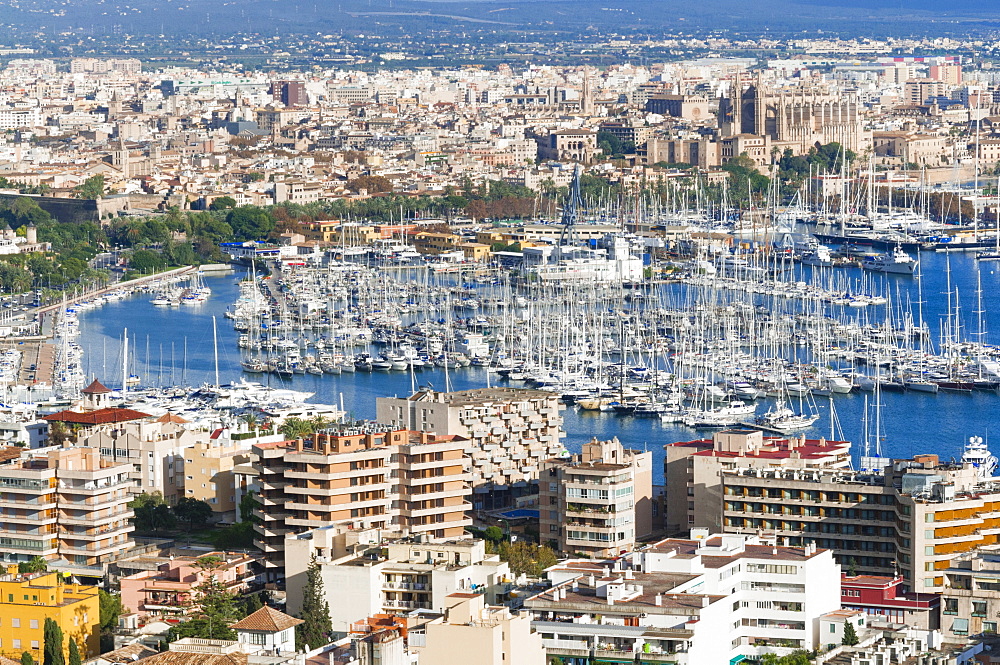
[252,426,471,577]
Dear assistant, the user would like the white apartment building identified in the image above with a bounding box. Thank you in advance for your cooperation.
[284,525,511,635]
[525,531,841,664]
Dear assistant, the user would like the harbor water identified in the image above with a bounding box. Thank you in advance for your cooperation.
[75,252,1000,484]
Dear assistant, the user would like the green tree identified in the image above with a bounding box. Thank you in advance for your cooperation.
[21,652,33,665]
[226,206,275,241]
[483,526,504,543]
[128,249,166,274]
[278,417,314,440]
[67,639,80,665]
[496,541,558,578]
[74,175,106,200]
[296,556,332,650]
[166,570,240,642]
[842,620,860,646]
[99,589,124,652]
[172,497,213,532]
[209,196,237,210]
[18,556,47,574]
[130,492,177,534]
[43,617,64,665]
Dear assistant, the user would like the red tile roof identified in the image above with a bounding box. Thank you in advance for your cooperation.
[82,379,112,395]
[44,407,150,425]
[229,606,303,632]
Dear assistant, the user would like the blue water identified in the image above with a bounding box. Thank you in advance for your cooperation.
[75,253,1000,484]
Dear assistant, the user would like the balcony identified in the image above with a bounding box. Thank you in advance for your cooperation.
[60,509,133,526]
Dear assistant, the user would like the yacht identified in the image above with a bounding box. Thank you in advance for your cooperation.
[861,246,917,275]
[962,436,998,479]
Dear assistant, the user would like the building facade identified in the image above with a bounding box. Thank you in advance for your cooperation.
[376,388,565,509]
[253,426,472,576]
[539,437,653,557]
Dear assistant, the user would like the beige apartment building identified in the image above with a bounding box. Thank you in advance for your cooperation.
[184,439,254,520]
[376,388,565,509]
[253,426,472,576]
[0,446,133,573]
[416,593,545,665]
[663,429,852,535]
[286,527,511,633]
[539,437,653,558]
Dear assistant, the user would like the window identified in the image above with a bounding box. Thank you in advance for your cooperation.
[973,601,987,617]
[985,622,997,634]
[944,598,958,615]
[830,624,836,633]
[12,618,19,628]
[12,640,19,650]
[30,641,38,650]
[29,620,37,629]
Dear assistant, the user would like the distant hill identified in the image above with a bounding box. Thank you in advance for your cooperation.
[0,0,997,40]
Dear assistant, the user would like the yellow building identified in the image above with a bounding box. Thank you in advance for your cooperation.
[0,567,100,662]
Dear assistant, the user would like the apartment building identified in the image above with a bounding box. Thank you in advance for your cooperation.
[285,527,510,634]
[0,567,101,662]
[183,439,254,519]
[722,466,899,578]
[525,532,841,663]
[120,551,260,620]
[718,451,1000,592]
[376,387,565,509]
[415,593,545,665]
[664,429,852,535]
[0,446,133,573]
[539,437,653,558]
[83,414,199,504]
[941,547,1000,642]
[253,426,471,576]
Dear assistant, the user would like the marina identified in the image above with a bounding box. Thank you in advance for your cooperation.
[66,246,1000,483]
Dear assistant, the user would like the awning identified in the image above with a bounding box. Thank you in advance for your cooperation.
[952,618,969,634]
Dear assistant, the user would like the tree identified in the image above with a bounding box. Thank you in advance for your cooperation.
[347,175,393,194]
[483,526,504,543]
[172,497,213,532]
[99,589,124,652]
[166,571,240,642]
[128,249,166,274]
[43,618,64,665]
[209,196,237,210]
[74,175,106,200]
[278,417,314,440]
[496,541,558,578]
[20,653,33,665]
[226,206,275,241]
[296,556,332,650]
[130,492,177,534]
[67,639,80,665]
[18,556,47,574]
[842,620,860,646]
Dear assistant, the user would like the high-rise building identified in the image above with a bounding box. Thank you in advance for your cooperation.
[252,426,472,577]
[663,429,852,535]
[539,437,653,558]
[270,80,307,107]
[715,450,1000,591]
[0,446,134,573]
[376,388,565,509]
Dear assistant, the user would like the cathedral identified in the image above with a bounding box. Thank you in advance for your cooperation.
[719,80,865,160]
